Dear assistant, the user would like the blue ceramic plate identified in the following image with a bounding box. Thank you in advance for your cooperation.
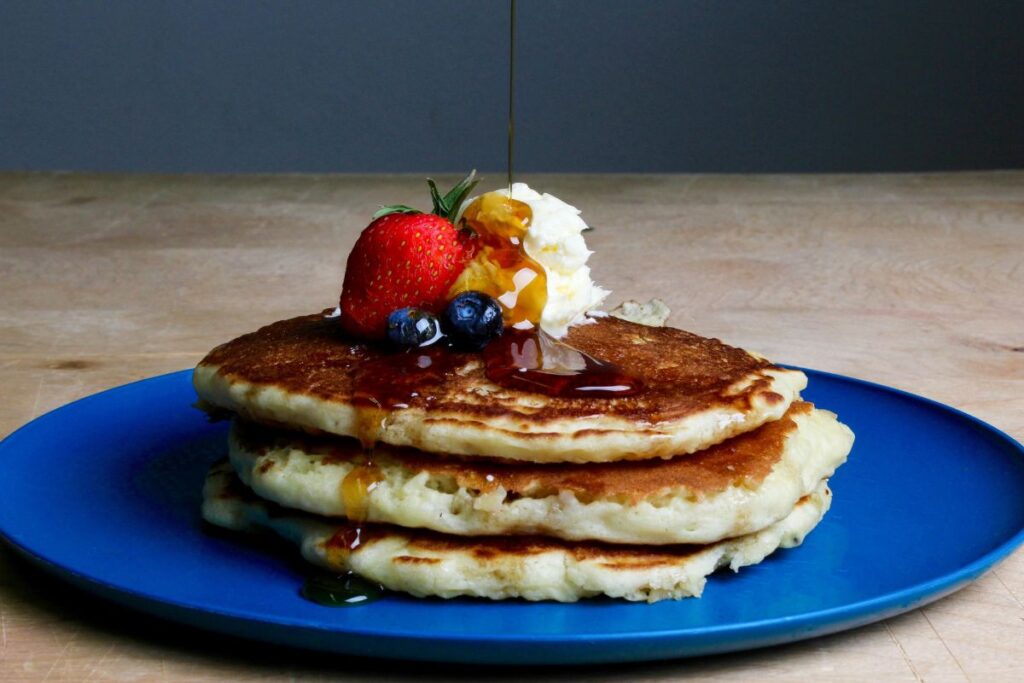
[1,369,1023,664]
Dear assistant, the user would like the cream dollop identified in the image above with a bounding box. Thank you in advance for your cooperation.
[461,183,608,338]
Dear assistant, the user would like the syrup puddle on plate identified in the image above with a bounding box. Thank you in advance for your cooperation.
[301,571,384,607]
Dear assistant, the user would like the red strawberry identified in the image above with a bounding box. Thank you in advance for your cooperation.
[339,172,480,339]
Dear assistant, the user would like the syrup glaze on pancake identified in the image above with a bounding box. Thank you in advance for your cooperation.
[234,402,813,504]
[201,312,778,423]
[195,312,805,462]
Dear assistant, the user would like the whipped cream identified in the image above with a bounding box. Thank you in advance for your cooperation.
[460,183,608,338]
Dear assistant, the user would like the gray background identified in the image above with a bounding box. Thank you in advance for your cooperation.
[1,0,1022,173]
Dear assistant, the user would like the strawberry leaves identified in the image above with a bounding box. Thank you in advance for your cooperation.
[373,170,480,222]
[427,169,480,220]
[371,204,419,220]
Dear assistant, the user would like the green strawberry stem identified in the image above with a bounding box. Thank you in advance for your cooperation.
[373,170,480,222]
[371,204,418,220]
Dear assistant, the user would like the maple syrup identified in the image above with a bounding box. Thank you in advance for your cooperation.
[483,329,644,398]
[340,464,384,521]
[329,525,369,554]
[349,346,463,445]
[301,572,383,607]
[304,526,384,606]
[334,0,639,454]
[451,194,548,329]
[507,0,517,192]
[346,346,465,512]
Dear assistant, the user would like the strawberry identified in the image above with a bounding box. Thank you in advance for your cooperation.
[339,172,480,339]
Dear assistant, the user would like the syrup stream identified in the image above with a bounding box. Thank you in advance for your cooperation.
[304,0,635,610]
[306,527,384,607]
[507,0,516,193]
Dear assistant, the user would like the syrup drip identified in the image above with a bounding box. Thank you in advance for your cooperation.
[349,346,463,447]
[349,350,450,517]
[322,526,371,571]
[483,329,644,398]
[305,527,384,606]
[452,194,547,329]
[347,394,387,522]
[340,464,384,522]
[332,525,367,553]
[345,346,466,513]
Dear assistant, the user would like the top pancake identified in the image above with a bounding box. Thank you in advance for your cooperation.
[193,312,806,463]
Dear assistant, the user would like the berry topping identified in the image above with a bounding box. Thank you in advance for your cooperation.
[443,291,504,351]
[338,172,481,339]
[386,308,444,348]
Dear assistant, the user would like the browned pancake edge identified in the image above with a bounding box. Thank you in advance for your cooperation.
[199,312,789,427]
[233,402,813,503]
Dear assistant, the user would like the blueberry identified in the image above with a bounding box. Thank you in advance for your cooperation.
[443,292,504,351]
[386,308,444,348]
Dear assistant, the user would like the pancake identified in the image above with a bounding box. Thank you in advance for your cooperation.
[202,461,832,602]
[228,402,852,544]
[194,313,806,463]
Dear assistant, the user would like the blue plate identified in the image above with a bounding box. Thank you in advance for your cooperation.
[1,369,1023,664]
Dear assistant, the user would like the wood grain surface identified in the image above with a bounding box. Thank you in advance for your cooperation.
[1,171,1022,682]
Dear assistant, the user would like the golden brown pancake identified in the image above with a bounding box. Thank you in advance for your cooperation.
[236,402,811,503]
[202,460,832,602]
[227,402,852,544]
[194,313,806,462]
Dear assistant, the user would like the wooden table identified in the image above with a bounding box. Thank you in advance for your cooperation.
[1,171,1022,681]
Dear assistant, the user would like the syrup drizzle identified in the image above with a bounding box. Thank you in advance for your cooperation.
[483,329,644,398]
[350,348,462,422]
[304,526,384,607]
[346,393,386,521]
[451,194,548,329]
[336,0,634,473]
[508,0,517,192]
[345,346,467,513]
[310,0,631,610]
[340,464,384,521]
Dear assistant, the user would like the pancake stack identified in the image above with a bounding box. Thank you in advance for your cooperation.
[195,311,853,602]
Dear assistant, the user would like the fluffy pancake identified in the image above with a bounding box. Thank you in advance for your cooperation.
[194,313,806,463]
[202,461,832,602]
[228,402,851,544]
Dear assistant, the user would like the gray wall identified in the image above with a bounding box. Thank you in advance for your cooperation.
[1,0,1022,173]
